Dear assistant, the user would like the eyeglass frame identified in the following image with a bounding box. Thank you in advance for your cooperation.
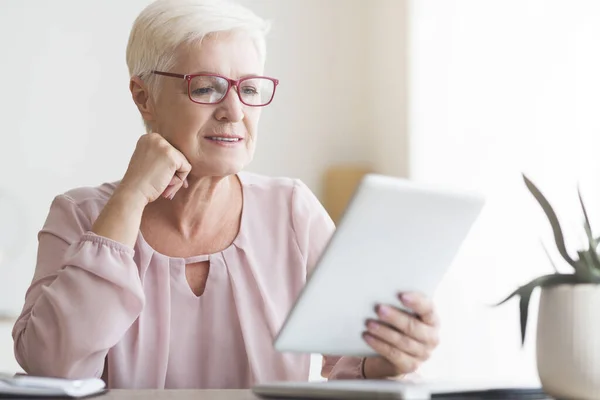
[150,70,279,107]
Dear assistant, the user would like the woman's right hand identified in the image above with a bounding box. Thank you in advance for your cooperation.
[92,133,190,247]
[118,132,192,205]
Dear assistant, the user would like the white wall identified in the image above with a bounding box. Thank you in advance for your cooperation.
[0,0,149,316]
[410,0,600,385]
[239,0,375,184]
[367,0,409,177]
[0,0,408,377]
[0,0,392,314]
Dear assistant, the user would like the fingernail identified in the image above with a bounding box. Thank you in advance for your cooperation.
[367,321,378,331]
[401,293,414,303]
[363,332,374,343]
[184,180,189,189]
[378,305,391,317]
[169,193,175,200]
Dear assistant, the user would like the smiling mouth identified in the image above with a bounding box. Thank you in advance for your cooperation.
[205,136,242,142]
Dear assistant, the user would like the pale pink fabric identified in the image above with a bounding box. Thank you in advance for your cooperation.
[12,172,364,389]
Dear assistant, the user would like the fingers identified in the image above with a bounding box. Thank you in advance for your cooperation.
[365,319,431,360]
[162,180,180,200]
[162,149,192,200]
[162,174,188,200]
[173,150,192,188]
[362,332,420,374]
[362,293,440,378]
[376,304,439,347]
[175,169,190,190]
[400,292,439,327]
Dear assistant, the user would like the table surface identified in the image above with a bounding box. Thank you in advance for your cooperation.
[77,388,555,400]
[96,390,260,400]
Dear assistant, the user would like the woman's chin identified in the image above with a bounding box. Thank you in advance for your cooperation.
[192,158,251,178]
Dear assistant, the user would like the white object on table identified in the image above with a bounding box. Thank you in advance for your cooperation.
[0,373,106,398]
[274,174,484,356]
[253,379,431,400]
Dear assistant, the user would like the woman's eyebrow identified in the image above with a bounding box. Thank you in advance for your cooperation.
[189,71,263,78]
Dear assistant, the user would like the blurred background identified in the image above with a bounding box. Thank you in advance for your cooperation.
[2,0,600,385]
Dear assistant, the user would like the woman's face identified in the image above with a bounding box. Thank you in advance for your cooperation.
[147,33,265,178]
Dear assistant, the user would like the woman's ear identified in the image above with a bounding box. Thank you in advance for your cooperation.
[130,76,155,125]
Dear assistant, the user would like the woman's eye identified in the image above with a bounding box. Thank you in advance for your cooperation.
[241,86,258,95]
[193,87,214,95]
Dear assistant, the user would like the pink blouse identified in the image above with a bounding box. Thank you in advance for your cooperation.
[11,171,364,389]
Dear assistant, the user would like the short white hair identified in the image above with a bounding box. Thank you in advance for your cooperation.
[126,0,271,131]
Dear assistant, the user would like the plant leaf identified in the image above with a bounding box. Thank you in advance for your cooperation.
[577,187,600,274]
[540,240,559,273]
[494,273,576,307]
[577,251,594,274]
[576,251,600,282]
[519,285,534,345]
[585,247,600,274]
[579,187,595,246]
[494,273,584,345]
[523,174,577,269]
[495,285,524,307]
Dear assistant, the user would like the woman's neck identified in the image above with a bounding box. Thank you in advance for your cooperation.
[146,174,242,240]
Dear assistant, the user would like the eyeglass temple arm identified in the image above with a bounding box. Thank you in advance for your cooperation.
[151,71,188,80]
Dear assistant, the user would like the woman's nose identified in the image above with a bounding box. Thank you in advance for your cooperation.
[214,86,244,122]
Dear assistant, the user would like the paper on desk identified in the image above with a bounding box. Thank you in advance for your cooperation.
[0,374,106,398]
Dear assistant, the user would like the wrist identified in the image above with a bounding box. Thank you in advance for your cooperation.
[113,184,149,210]
[362,357,375,379]
[362,357,406,380]
[91,185,147,248]
[360,357,367,379]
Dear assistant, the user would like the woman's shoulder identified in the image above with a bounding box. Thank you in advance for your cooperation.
[52,181,120,220]
[238,171,318,205]
[38,181,121,242]
[238,171,328,221]
[238,171,299,190]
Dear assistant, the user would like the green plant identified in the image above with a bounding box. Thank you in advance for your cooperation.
[496,174,600,345]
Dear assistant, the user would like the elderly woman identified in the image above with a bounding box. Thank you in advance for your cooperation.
[12,0,440,390]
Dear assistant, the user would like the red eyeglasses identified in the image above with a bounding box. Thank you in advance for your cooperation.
[151,71,279,107]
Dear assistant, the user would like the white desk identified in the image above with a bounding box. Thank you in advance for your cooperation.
[96,390,258,400]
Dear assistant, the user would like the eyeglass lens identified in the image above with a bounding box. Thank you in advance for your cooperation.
[189,76,275,105]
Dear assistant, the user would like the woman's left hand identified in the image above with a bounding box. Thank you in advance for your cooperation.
[362,292,440,379]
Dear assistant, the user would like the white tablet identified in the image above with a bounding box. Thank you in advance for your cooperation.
[252,379,545,400]
[273,174,484,356]
[253,380,431,400]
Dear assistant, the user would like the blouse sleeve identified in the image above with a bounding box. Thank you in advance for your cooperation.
[291,179,365,380]
[12,194,145,379]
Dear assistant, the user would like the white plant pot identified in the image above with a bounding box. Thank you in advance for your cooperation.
[537,283,600,399]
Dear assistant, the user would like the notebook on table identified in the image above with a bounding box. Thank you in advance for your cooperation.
[252,380,430,400]
[0,373,107,398]
[252,379,549,400]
